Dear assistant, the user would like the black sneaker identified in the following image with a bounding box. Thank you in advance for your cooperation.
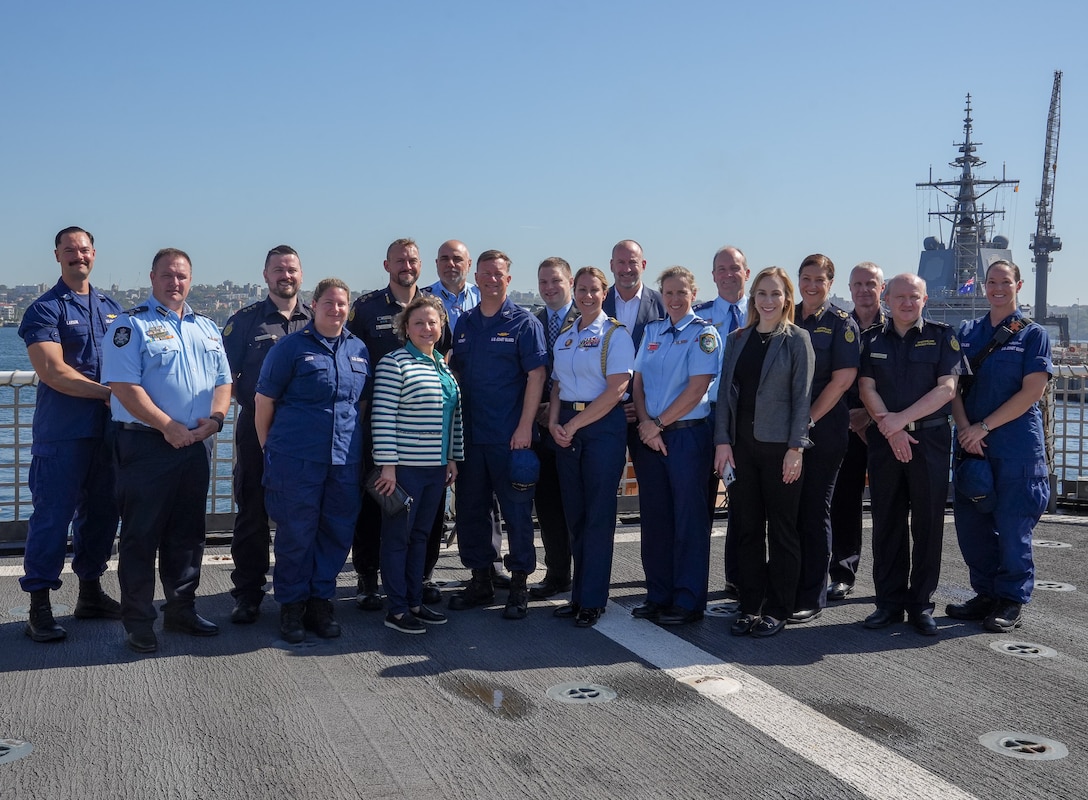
[385,612,426,634]
[411,605,447,625]
[984,601,1023,633]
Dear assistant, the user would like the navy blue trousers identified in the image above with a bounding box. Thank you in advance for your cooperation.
[953,458,1049,604]
[115,430,210,633]
[21,429,118,593]
[555,404,626,609]
[380,465,446,615]
[455,443,536,573]
[633,421,713,612]
[828,429,868,586]
[265,454,361,604]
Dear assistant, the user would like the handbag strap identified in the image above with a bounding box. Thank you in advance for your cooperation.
[961,316,1032,399]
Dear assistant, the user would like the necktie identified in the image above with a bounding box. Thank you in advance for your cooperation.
[728,303,741,333]
[548,312,561,348]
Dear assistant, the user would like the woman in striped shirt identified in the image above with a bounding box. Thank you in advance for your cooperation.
[372,293,464,634]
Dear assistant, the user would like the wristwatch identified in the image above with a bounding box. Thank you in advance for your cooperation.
[652,416,665,430]
[210,412,225,432]
[979,421,991,434]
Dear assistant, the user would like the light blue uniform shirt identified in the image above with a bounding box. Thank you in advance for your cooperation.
[427,280,480,331]
[551,311,635,401]
[102,296,231,428]
[693,296,746,402]
[634,312,722,420]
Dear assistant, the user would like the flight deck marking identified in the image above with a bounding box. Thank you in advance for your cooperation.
[596,601,982,800]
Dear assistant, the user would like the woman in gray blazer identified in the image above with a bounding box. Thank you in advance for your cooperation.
[713,267,814,637]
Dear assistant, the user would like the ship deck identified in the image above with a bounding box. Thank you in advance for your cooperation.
[2,512,1086,799]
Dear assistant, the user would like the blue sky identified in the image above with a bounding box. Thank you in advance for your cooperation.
[3,1,1086,308]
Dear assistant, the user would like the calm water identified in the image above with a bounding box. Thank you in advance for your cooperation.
[0,327,32,371]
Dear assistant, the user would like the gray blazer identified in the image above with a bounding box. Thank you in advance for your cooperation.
[714,322,815,449]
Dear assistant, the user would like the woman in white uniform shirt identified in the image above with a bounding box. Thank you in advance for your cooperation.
[547,267,635,627]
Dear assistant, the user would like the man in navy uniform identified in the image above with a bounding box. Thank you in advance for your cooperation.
[530,257,579,599]
[348,238,450,609]
[221,245,311,624]
[103,248,233,654]
[18,226,124,642]
[693,245,749,599]
[828,262,886,601]
[858,273,965,636]
[448,250,547,619]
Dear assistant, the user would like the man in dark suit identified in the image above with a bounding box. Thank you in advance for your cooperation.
[531,257,579,598]
[603,239,665,449]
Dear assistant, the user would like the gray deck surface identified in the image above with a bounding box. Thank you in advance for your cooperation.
[2,513,1086,800]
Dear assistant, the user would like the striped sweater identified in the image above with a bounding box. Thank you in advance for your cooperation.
[371,347,465,466]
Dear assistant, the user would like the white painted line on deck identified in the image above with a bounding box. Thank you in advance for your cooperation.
[597,602,981,800]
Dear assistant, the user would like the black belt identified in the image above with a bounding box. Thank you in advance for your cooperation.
[120,422,157,433]
[904,415,950,432]
[662,418,707,433]
[560,400,594,412]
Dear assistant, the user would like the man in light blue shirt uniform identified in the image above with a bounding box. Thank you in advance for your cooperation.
[102,247,232,654]
[426,239,480,332]
[693,245,750,597]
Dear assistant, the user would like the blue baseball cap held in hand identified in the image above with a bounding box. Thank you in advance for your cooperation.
[509,448,540,491]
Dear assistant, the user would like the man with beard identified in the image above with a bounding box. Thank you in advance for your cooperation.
[222,245,312,623]
[348,239,449,610]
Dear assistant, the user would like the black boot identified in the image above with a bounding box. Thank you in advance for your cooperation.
[280,601,306,644]
[26,589,67,642]
[448,568,494,611]
[355,571,383,611]
[74,578,122,620]
[502,572,529,620]
[304,598,341,639]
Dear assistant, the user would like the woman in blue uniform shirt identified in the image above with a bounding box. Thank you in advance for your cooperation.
[371,294,463,635]
[255,278,370,644]
[547,267,635,628]
[948,260,1051,633]
[630,266,722,626]
[714,267,814,638]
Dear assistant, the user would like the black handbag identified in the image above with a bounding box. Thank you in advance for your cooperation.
[364,468,413,517]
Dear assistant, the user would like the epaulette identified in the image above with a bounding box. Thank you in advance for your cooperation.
[830,306,851,320]
[692,299,714,312]
[124,305,148,315]
[357,288,385,304]
[559,318,575,334]
[235,300,263,314]
[925,318,953,329]
[607,316,624,328]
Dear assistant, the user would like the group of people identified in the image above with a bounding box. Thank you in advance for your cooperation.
[16,227,1051,653]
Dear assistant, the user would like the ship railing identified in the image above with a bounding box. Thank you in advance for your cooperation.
[0,370,643,549]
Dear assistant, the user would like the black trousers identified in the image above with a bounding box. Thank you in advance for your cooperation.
[731,431,802,621]
[115,430,210,633]
[533,427,571,582]
[230,408,270,601]
[794,413,847,611]
[867,425,950,614]
[828,430,868,586]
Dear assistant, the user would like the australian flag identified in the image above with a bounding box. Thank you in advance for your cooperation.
[958,275,976,295]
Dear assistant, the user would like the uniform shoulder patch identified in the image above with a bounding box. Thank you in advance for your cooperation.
[950,337,961,351]
[699,331,718,354]
[844,327,855,343]
[113,326,132,347]
[222,322,234,337]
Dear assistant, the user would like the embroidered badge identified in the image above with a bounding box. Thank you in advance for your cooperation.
[113,327,131,347]
[950,337,961,351]
[699,332,718,353]
[844,328,855,343]
[223,322,234,337]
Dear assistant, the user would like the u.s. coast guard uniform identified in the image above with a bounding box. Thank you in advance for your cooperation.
[795,303,860,612]
[222,297,312,606]
[449,297,547,574]
[860,316,965,615]
[551,312,635,609]
[102,297,231,634]
[953,311,1051,604]
[18,279,123,593]
[257,322,370,604]
[633,312,722,613]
